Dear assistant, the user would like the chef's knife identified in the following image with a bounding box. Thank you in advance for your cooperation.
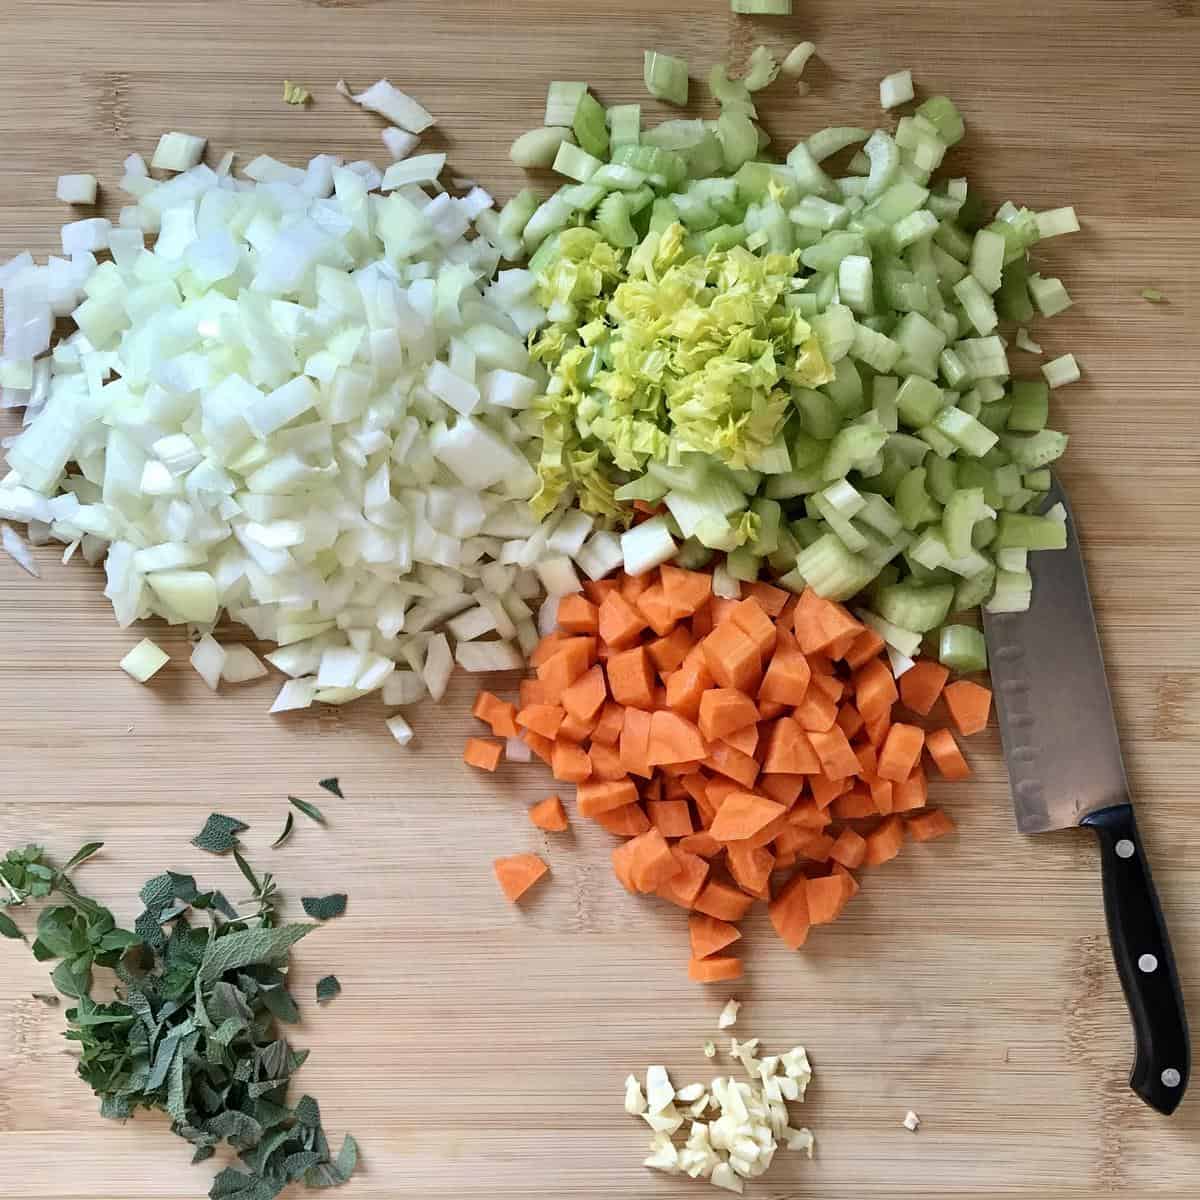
[983,475,1189,1115]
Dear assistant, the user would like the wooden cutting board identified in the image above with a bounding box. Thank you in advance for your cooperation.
[1,1,1198,1197]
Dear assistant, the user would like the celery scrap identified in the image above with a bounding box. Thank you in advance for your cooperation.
[731,0,792,11]
[282,81,311,106]
[1141,287,1166,303]
[644,50,689,106]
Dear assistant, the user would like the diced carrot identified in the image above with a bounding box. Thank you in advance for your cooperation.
[864,710,891,748]
[656,847,710,908]
[759,772,805,808]
[829,827,867,869]
[772,823,804,869]
[598,590,648,649]
[588,741,626,781]
[823,629,862,661]
[520,678,552,708]
[855,743,878,778]
[582,578,619,606]
[473,690,519,738]
[537,639,596,693]
[591,701,625,746]
[561,664,608,721]
[558,710,598,743]
[832,786,877,819]
[679,831,723,859]
[843,627,887,670]
[607,645,656,710]
[692,784,719,830]
[721,725,759,758]
[926,727,971,780]
[688,955,743,983]
[665,657,714,720]
[704,741,761,790]
[661,564,714,618]
[493,853,549,902]
[878,722,926,782]
[899,659,951,716]
[789,801,831,830]
[621,570,653,604]
[808,725,862,780]
[648,710,708,766]
[593,803,652,836]
[556,594,600,635]
[694,880,756,922]
[943,680,993,736]
[832,861,861,898]
[689,912,742,959]
[728,597,777,660]
[863,814,906,866]
[647,798,694,838]
[551,741,592,784]
[727,842,775,896]
[701,621,764,693]
[761,718,821,775]
[577,777,639,816]
[809,773,848,810]
[517,703,566,740]
[664,775,689,803]
[625,827,682,893]
[635,582,677,638]
[807,873,852,925]
[907,808,957,842]
[530,631,571,667]
[698,688,760,742]
[710,792,787,842]
[759,644,812,707]
[811,673,845,704]
[619,707,653,778]
[648,625,694,676]
[521,729,555,765]
[854,657,899,722]
[710,596,742,626]
[758,699,789,720]
[691,601,714,639]
[769,872,811,950]
[529,796,569,832]
[463,737,503,772]
[745,580,789,617]
[641,775,663,804]
[792,588,832,655]
[796,831,835,862]
[611,837,640,892]
[869,777,895,815]
[893,766,929,812]
[742,811,792,850]
[793,687,839,733]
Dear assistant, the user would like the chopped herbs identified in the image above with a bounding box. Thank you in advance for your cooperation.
[191,813,250,855]
[301,894,347,922]
[288,796,325,825]
[317,779,343,799]
[0,840,356,1198]
[272,813,295,849]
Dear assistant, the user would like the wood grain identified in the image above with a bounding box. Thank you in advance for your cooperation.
[2,1,1199,1196]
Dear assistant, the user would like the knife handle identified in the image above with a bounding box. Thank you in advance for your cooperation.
[1081,803,1190,1114]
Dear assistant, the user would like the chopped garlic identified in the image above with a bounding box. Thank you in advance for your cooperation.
[704,1040,717,1058]
[624,1074,647,1115]
[785,1126,815,1155]
[120,638,169,683]
[676,1082,706,1104]
[643,1104,684,1135]
[689,1094,711,1118]
[903,1110,921,1132]
[645,1065,675,1113]
[718,998,741,1029]
[644,1132,680,1174]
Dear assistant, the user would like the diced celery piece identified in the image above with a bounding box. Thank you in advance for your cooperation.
[838,255,874,314]
[545,81,588,127]
[812,304,857,363]
[970,228,1006,293]
[954,274,998,335]
[915,96,965,145]
[876,580,955,632]
[596,192,638,247]
[731,0,792,11]
[880,69,915,111]
[934,220,973,262]
[1035,206,1080,239]
[1007,380,1049,432]
[956,336,1010,382]
[869,178,930,225]
[994,512,1068,550]
[1029,274,1073,318]
[943,487,995,558]
[726,546,762,581]
[120,638,170,683]
[748,497,782,555]
[1042,353,1080,388]
[894,311,948,378]
[1023,468,1052,492]
[553,140,603,182]
[895,466,941,530]
[939,624,988,672]
[986,568,1034,613]
[932,406,999,457]
[954,563,996,611]
[892,210,939,249]
[792,533,876,600]
[873,376,900,431]
[614,474,670,503]
[808,126,870,162]
[608,103,641,145]
[572,91,610,158]
[825,357,866,417]
[917,423,956,458]
[644,50,689,106]
[999,429,1068,469]
[924,455,958,504]
[823,423,888,481]
[852,324,902,373]
[793,388,841,440]
[896,375,945,427]
[801,231,868,273]
[958,389,983,418]
[996,257,1035,324]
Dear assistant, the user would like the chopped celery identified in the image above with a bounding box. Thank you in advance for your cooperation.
[794,389,842,439]
[718,110,761,171]
[552,141,602,182]
[1036,206,1079,239]
[749,497,782,555]
[1042,353,1080,388]
[939,624,988,672]
[608,104,641,145]
[595,193,638,247]
[956,336,1010,382]
[996,257,1035,323]
[894,311,947,378]
[896,466,941,530]
[1045,501,1067,524]
[933,220,973,262]
[614,474,670,503]
[644,50,689,106]
[731,0,792,10]
[896,375,944,427]
[852,324,902,373]
[1007,380,1049,432]
[970,228,1006,293]
[573,91,610,158]
[880,69,915,111]
[873,375,900,431]
[676,537,716,570]
[858,607,923,656]
[767,526,800,573]
[943,487,995,557]
[1023,468,1052,492]
[986,568,1034,613]
[999,429,1068,469]
[954,563,996,611]
[1015,327,1044,355]
[545,81,588,127]
[994,512,1068,551]
[925,455,958,504]
[838,254,874,314]
[954,274,998,335]
[939,347,970,389]
[876,580,955,632]
[783,41,816,77]
[823,423,888,480]
[743,46,781,92]
[510,127,576,169]
[808,126,870,162]
[1029,273,1073,318]
[919,423,958,458]
[825,357,866,416]
[1141,287,1166,303]
[892,210,939,249]
[792,533,876,600]
[932,406,999,457]
[726,546,763,581]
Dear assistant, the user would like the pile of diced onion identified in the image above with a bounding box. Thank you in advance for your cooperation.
[0,82,629,730]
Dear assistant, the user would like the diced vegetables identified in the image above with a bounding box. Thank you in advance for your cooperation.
[880,70,914,110]
[119,638,170,683]
[492,852,549,901]
[644,51,689,106]
[56,174,98,205]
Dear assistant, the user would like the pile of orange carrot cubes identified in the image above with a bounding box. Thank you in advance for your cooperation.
[468,563,992,981]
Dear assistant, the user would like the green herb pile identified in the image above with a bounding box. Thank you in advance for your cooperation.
[1,838,356,1200]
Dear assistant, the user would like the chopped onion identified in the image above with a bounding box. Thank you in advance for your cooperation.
[56,174,98,205]
[151,132,207,172]
[119,637,169,683]
[220,644,268,684]
[341,79,435,133]
[385,713,414,746]
[1,522,38,576]
[190,633,225,690]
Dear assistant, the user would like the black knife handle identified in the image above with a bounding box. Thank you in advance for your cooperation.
[1081,803,1190,1114]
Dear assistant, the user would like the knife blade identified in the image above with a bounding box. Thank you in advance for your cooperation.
[983,475,1189,1114]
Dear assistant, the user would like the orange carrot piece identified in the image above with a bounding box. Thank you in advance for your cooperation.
[907,808,957,842]
[721,725,759,758]
[537,640,596,693]
[869,777,895,815]
[641,775,663,805]
[661,564,714,618]
[791,588,830,654]
[679,831,723,859]
[689,912,742,959]
[598,590,648,649]
[854,657,899,722]
[855,743,878,779]
[516,703,566,740]
[829,827,867,869]
[635,582,677,638]
[591,701,625,746]
[611,837,640,892]
[742,811,792,850]
[727,842,775,896]
[710,596,743,626]
[582,578,619,605]
[588,741,626,781]
[463,737,503,772]
[702,622,763,693]
[807,873,852,925]
[593,802,652,836]
[793,687,839,733]
[832,787,877,819]
[759,772,805,808]
[556,594,600,635]
[551,741,592,784]
[808,725,862,781]
[530,630,571,667]
[558,710,598,744]
[728,597,777,660]
[694,879,756,922]
[878,722,926,781]
[761,718,822,775]
[620,570,653,605]
[943,680,993,736]
[519,678,552,708]
[562,664,608,721]
[698,688,760,742]
[926,727,971,780]
[648,710,708,766]
[789,801,831,830]
[648,625,694,676]
[759,645,812,707]
[704,741,761,789]
[710,792,787,843]
[796,831,835,862]
[493,853,549,902]
[629,828,682,892]
[832,861,861,898]
[529,795,569,832]
[823,629,862,662]
[577,777,639,816]
[843,627,887,670]
[688,955,743,983]
[757,699,789,720]
[656,847,710,908]
[745,580,789,617]
[769,872,811,950]
[811,673,845,704]
[893,766,929,812]
[619,707,653,778]
[607,645,656,710]
[521,729,555,765]
[863,814,906,866]
[665,657,714,720]
[473,690,519,738]
[899,659,951,716]
[647,798,695,838]
[864,711,892,748]
[809,773,847,810]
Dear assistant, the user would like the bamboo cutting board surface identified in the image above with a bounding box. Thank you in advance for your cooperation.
[2,1,1199,1197]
